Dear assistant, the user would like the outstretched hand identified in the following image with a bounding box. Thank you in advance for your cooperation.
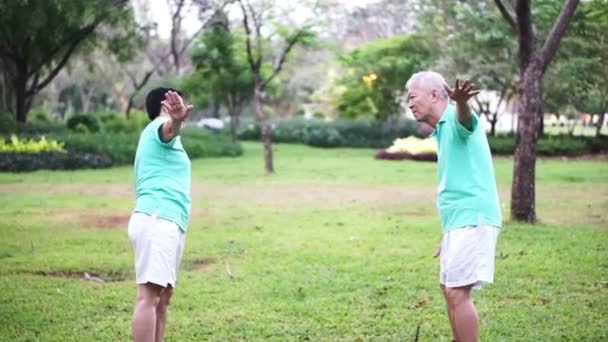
[444,78,480,104]
[161,91,193,122]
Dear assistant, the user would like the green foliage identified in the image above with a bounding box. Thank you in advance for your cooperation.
[0,112,16,134]
[0,0,138,122]
[544,0,608,117]
[184,20,254,116]
[0,135,65,153]
[239,118,421,148]
[53,129,242,166]
[98,110,147,134]
[334,35,430,120]
[180,128,244,158]
[29,108,50,122]
[488,135,604,156]
[0,152,112,172]
[67,114,101,133]
[0,126,243,171]
[417,0,518,102]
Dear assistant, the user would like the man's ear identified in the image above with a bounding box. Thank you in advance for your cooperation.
[430,89,439,102]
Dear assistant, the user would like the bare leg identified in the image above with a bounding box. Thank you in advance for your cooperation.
[441,285,458,341]
[133,283,163,342]
[155,286,174,342]
[444,285,479,342]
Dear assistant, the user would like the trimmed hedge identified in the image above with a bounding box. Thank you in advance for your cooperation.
[488,135,608,156]
[67,114,102,133]
[1,127,243,172]
[52,128,243,165]
[239,118,421,148]
[240,118,608,156]
[0,152,112,172]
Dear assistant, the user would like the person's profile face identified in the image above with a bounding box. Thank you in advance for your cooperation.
[407,86,433,123]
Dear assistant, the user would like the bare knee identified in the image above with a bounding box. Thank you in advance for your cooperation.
[157,287,174,313]
[136,283,164,307]
[444,286,472,307]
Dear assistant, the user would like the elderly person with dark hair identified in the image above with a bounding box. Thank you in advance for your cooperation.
[127,87,193,342]
[406,71,502,342]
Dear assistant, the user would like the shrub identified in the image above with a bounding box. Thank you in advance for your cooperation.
[67,114,101,133]
[488,135,600,156]
[29,108,50,122]
[0,135,65,153]
[104,116,130,133]
[0,152,112,172]
[15,121,68,135]
[0,112,16,134]
[239,118,420,148]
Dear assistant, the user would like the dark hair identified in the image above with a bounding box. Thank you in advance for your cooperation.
[145,87,184,121]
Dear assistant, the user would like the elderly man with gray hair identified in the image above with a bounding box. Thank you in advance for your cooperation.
[405,71,502,342]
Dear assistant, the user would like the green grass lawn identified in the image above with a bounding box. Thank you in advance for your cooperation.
[1,142,607,341]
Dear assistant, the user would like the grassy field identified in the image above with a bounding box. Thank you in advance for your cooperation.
[0,142,606,341]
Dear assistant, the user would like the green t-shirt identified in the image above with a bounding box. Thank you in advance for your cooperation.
[133,116,191,231]
[432,104,502,232]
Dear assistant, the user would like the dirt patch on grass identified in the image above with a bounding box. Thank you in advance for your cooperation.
[87,214,131,229]
[31,270,128,283]
[185,257,216,271]
[6,180,607,230]
[0,183,133,197]
[192,183,436,207]
[46,210,131,229]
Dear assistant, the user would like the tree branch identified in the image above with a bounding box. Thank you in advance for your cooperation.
[27,23,100,96]
[539,0,580,74]
[238,0,258,72]
[494,0,518,33]
[170,0,187,72]
[515,0,536,71]
[246,0,263,68]
[261,29,307,89]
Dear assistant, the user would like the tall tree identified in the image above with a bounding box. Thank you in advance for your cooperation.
[237,0,316,173]
[0,0,135,123]
[494,0,580,222]
[334,34,429,120]
[417,0,519,136]
[184,9,254,141]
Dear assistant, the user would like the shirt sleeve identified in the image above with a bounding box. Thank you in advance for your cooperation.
[453,113,479,139]
[147,116,178,147]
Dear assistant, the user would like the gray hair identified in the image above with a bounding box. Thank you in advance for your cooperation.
[405,71,449,100]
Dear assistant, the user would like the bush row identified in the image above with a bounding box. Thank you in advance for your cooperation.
[0,152,112,172]
[488,135,608,156]
[239,118,607,156]
[238,118,422,148]
[1,110,149,135]
[1,128,242,172]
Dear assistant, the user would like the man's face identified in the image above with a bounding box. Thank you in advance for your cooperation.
[407,86,435,123]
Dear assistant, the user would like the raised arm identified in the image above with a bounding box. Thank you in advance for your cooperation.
[444,79,480,129]
[160,91,194,142]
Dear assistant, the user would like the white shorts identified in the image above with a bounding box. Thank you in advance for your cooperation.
[128,212,186,288]
[439,225,500,289]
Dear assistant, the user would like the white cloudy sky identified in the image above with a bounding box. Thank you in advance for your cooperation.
[137,0,381,38]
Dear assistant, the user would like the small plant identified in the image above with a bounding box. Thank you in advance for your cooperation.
[0,135,65,153]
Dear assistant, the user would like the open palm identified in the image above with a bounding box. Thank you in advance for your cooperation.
[161,91,193,122]
[444,78,480,103]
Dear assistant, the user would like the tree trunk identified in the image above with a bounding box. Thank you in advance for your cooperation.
[211,101,220,118]
[125,95,135,119]
[537,111,545,137]
[254,82,274,174]
[80,88,93,114]
[511,64,542,223]
[15,77,30,123]
[596,106,606,137]
[490,115,497,136]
